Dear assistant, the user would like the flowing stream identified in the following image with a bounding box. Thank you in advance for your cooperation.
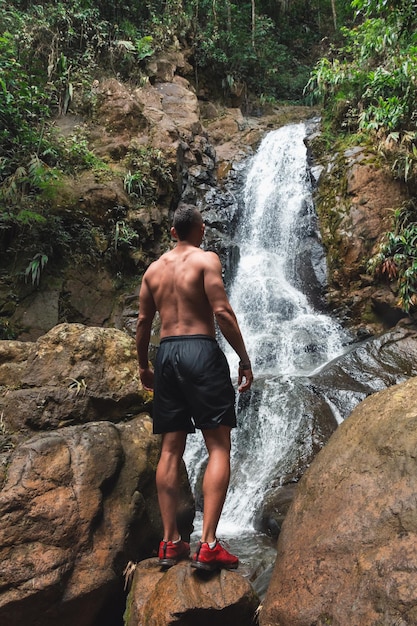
[184,122,352,582]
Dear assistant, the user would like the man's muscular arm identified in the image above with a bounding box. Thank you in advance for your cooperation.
[136,273,157,391]
[203,252,253,392]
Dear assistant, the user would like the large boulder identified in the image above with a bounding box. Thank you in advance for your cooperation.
[0,323,150,436]
[0,323,195,626]
[0,416,161,626]
[125,559,260,626]
[260,375,417,626]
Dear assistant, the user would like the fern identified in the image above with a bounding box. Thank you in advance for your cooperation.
[25,253,48,286]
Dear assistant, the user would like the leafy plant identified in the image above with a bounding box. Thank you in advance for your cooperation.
[25,253,49,286]
[123,147,173,201]
[0,155,62,204]
[124,171,145,197]
[135,35,154,61]
[113,220,139,251]
[368,204,417,311]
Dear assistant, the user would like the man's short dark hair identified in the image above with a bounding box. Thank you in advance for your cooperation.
[173,204,203,240]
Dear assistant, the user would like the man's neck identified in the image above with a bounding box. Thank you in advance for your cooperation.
[176,238,201,249]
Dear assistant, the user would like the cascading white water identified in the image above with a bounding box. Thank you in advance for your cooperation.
[184,122,350,535]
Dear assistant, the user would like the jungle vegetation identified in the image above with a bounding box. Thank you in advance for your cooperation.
[1,0,417,333]
[305,0,417,311]
[0,0,353,315]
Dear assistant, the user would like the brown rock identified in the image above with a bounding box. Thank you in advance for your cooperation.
[146,48,193,83]
[96,78,147,135]
[338,161,405,272]
[0,340,33,386]
[155,80,202,136]
[63,267,117,326]
[125,559,260,626]
[0,416,161,626]
[260,376,417,626]
[317,146,410,329]
[0,323,150,433]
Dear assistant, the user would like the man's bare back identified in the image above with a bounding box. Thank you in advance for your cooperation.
[141,243,219,339]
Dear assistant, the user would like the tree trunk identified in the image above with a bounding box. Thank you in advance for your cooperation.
[251,0,256,49]
[213,0,217,27]
[331,0,337,30]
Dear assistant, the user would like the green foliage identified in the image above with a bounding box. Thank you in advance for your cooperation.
[0,31,50,178]
[352,0,417,24]
[124,171,145,198]
[25,253,48,286]
[113,220,139,251]
[0,0,346,295]
[56,131,109,174]
[0,155,62,204]
[307,0,417,316]
[191,1,317,101]
[123,147,174,202]
[135,36,155,61]
[305,2,417,156]
[368,202,417,312]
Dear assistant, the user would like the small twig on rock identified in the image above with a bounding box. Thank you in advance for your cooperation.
[123,561,137,590]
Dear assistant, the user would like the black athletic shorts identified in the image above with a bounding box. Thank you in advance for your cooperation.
[153,335,236,434]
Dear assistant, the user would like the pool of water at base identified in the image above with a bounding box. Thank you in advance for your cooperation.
[190,512,277,600]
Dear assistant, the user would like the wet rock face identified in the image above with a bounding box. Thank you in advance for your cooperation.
[260,375,417,626]
[312,144,410,331]
[254,323,417,537]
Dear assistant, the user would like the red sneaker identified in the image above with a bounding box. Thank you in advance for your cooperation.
[191,540,239,571]
[158,539,190,567]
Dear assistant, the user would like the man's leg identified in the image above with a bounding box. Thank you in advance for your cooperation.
[200,425,231,543]
[156,430,187,542]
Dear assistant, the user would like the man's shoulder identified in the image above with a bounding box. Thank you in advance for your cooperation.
[146,249,174,269]
[201,249,221,265]
[143,256,166,281]
[186,248,220,268]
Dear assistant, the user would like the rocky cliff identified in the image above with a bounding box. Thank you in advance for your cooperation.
[0,324,194,625]
[2,46,412,341]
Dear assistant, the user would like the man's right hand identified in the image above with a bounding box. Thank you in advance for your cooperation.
[139,366,154,392]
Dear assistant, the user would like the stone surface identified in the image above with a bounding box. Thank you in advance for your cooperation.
[0,416,160,626]
[0,322,195,626]
[0,323,150,434]
[125,559,260,626]
[260,375,417,626]
[314,145,410,331]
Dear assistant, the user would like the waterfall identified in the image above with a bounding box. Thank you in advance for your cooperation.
[184,122,350,535]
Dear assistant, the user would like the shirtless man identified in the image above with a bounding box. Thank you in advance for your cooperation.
[136,204,253,571]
